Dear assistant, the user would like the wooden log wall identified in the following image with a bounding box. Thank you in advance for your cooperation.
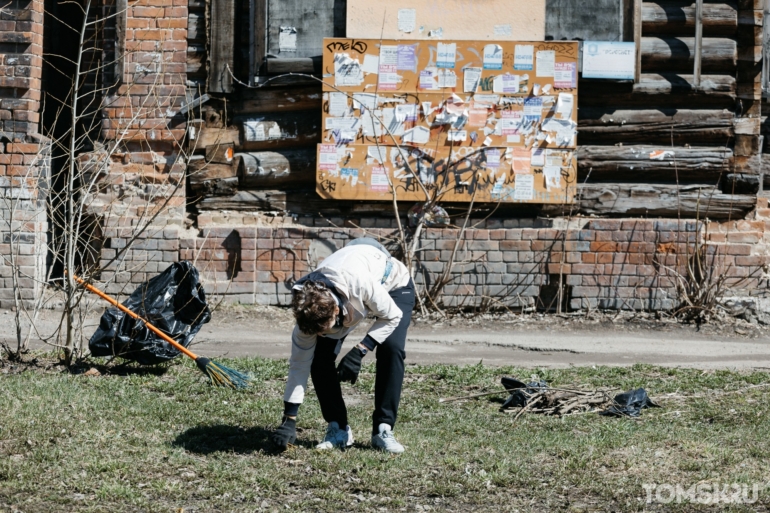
[186,0,761,220]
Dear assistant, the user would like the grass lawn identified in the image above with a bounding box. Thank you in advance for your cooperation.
[1,355,770,512]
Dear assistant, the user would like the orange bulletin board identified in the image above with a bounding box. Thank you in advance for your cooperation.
[316,38,579,204]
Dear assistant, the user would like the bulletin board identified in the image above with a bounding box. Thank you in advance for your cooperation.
[316,38,579,204]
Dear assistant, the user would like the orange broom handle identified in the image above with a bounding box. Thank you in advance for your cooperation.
[71,273,200,361]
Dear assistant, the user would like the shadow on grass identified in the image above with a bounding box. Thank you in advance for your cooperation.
[173,424,315,455]
[70,359,171,377]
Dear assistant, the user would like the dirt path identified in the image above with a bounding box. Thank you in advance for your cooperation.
[8,306,770,369]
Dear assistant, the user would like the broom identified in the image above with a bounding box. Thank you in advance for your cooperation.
[72,273,250,389]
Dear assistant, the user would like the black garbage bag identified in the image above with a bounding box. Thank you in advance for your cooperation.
[600,388,660,417]
[501,377,547,409]
[89,261,211,365]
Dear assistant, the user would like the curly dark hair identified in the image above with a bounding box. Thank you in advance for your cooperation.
[292,281,338,335]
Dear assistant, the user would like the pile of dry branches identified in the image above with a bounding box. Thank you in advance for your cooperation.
[501,386,620,420]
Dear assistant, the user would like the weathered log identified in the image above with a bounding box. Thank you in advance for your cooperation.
[578,74,736,108]
[571,183,754,218]
[735,155,762,174]
[238,147,316,188]
[234,85,322,114]
[578,108,734,145]
[265,57,320,75]
[196,189,397,215]
[721,173,759,194]
[735,134,761,156]
[237,111,321,151]
[187,158,238,182]
[190,177,239,197]
[643,2,738,36]
[641,37,737,72]
[205,143,234,164]
[577,145,734,181]
[190,127,240,152]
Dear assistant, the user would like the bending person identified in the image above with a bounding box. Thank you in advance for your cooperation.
[271,238,415,454]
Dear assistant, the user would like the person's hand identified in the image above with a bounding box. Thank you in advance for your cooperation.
[271,416,297,451]
[337,346,365,384]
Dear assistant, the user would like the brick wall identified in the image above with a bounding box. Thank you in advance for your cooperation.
[0,0,48,308]
[0,0,43,137]
[92,0,188,294]
[176,205,770,311]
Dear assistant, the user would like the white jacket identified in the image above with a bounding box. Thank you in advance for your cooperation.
[283,244,410,404]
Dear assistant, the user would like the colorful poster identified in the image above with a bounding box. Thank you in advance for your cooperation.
[437,69,457,88]
[523,97,543,122]
[468,107,488,127]
[501,74,520,93]
[501,111,521,135]
[437,42,457,68]
[334,53,363,87]
[514,45,534,70]
[513,174,534,200]
[397,44,417,71]
[530,147,546,167]
[328,92,348,116]
[483,44,503,70]
[319,144,338,171]
[544,166,561,190]
[535,50,555,77]
[419,68,438,90]
[370,166,390,191]
[378,65,398,90]
[463,67,482,92]
[486,148,501,168]
[511,147,531,173]
[554,62,576,89]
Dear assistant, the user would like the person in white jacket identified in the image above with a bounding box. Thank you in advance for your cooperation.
[270,238,415,454]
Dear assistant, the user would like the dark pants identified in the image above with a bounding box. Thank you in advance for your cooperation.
[310,279,415,435]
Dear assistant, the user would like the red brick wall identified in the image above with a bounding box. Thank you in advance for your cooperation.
[94,0,189,294]
[176,206,770,311]
[0,0,48,307]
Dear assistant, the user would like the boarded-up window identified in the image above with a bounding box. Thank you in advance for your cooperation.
[252,0,346,78]
[545,0,634,42]
[267,0,345,57]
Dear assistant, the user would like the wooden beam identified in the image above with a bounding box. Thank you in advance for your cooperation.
[694,0,704,86]
[571,183,755,219]
[641,37,737,72]
[577,145,734,180]
[234,85,322,114]
[238,147,317,189]
[634,0,642,83]
[578,73,736,108]
[265,57,320,75]
[207,0,235,93]
[577,108,734,145]
[189,127,241,152]
[642,2,738,36]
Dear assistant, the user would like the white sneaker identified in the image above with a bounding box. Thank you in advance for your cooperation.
[315,421,354,451]
[371,423,404,454]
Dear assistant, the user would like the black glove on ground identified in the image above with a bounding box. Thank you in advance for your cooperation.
[337,346,364,384]
[271,416,296,451]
